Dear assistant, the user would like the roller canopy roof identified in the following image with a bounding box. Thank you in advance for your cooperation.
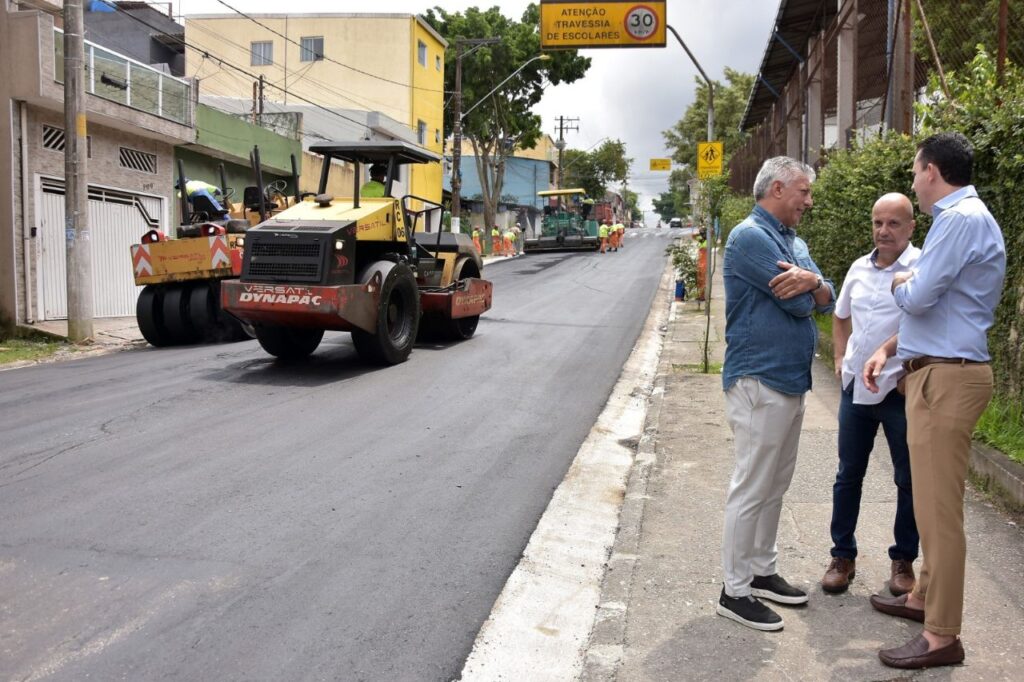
[308,140,441,165]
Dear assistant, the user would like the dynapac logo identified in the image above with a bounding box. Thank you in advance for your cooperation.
[239,284,322,305]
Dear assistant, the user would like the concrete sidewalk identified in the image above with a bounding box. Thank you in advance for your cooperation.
[583,253,1024,681]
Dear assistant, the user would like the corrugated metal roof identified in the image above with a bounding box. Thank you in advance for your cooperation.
[740,0,836,131]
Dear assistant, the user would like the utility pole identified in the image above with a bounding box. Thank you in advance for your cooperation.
[64,0,93,342]
[554,115,578,189]
[450,37,499,234]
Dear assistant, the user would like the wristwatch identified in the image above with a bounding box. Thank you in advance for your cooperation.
[813,275,824,291]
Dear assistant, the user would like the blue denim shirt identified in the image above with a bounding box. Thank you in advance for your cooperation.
[722,205,835,395]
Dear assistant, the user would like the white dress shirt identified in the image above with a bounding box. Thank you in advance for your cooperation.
[835,244,921,404]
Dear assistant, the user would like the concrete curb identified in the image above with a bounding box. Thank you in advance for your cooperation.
[971,441,1024,511]
[579,299,673,682]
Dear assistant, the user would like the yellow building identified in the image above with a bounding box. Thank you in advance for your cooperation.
[185,13,446,202]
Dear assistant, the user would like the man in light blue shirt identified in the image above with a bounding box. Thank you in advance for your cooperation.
[717,157,835,632]
[864,132,1005,670]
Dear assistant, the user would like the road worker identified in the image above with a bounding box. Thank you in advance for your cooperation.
[360,164,387,198]
[617,222,626,249]
[472,226,482,253]
[491,225,501,256]
[598,222,610,253]
[503,227,515,256]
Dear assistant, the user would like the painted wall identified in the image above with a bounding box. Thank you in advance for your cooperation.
[185,13,445,202]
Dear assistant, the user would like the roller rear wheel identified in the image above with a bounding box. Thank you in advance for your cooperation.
[136,285,170,347]
[352,262,420,365]
[255,325,324,360]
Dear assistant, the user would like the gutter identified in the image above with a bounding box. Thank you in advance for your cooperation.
[20,101,33,324]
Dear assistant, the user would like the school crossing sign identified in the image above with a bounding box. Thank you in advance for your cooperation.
[540,1,667,50]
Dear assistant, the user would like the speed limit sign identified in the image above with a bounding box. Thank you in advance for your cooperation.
[624,5,659,41]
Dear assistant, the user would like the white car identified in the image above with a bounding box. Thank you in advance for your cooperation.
[668,218,683,228]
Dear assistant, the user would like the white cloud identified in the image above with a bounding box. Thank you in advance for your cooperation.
[176,1,779,212]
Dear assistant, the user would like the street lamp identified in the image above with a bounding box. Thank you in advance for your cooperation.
[450,53,551,231]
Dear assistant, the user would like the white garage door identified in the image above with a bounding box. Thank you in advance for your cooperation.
[38,178,162,319]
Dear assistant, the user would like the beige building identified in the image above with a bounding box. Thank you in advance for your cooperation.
[0,0,196,327]
[186,13,446,202]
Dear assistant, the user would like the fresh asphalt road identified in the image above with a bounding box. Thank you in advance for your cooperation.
[1,227,678,681]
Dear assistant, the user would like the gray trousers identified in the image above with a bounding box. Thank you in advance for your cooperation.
[722,377,806,597]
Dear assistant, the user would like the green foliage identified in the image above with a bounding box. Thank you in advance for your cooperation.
[798,133,925,287]
[975,395,1024,465]
[662,68,755,169]
[912,0,1024,78]
[653,168,692,222]
[718,192,754,244]
[667,241,698,294]
[423,4,590,227]
[0,336,69,365]
[562,139,631,198]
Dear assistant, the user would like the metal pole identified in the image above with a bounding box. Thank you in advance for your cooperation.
[64,0,92,342]
[667,24,714,142]
[451,48,464,232]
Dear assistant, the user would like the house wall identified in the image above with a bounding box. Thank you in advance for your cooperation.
[84,7,185,76]
[185,13,445,202]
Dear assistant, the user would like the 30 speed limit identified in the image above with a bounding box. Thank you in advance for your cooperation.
[624,5,659,41]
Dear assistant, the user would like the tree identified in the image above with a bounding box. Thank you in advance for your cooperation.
[653,168,692,222]
[912,0,1024,78]
[662,68,755,170]
[424,5,590,228]
[562,139,631,199]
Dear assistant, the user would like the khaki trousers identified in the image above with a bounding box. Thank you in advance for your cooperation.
[722,378,806,597]
[905,363,992,635]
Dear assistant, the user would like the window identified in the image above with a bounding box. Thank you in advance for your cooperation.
[119,147,157,174]
[435,55,441,71]
[300,36,324,62]
[251,41,273,66]
[435,128,440,144]
[41,125,92,157]
[417,40,426,66]
[417,120,427,145]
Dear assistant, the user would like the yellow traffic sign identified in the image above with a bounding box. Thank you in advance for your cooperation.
[649,158,671,171]
[697,141,723,179]
[540,1,667,50]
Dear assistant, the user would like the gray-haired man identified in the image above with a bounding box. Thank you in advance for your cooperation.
[718,156,835,631]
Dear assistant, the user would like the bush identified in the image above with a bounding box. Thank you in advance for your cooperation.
[799,133,927,287]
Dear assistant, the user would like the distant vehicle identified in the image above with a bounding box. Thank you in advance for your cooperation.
[669,217,683,228]
[524,188,600,252]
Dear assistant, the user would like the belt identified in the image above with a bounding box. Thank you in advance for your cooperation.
[902,356,987,374]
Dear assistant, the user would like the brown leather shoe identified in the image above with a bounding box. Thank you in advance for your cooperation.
[869,592,925,622]
[821,556,855,593]
[889,559,916,596]
[879,633,965,669]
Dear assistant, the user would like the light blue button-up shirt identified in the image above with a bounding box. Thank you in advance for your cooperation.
[723,205,835,395]
[894,185,1005,361]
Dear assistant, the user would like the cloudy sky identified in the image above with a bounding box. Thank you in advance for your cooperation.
[174,1,779,215]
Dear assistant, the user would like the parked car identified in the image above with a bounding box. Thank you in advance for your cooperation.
[669,217,683,228]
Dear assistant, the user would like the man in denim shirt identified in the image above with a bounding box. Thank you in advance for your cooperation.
[717,157,835,631]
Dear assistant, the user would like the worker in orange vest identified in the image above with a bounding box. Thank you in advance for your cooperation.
[503,227,515,256]
[598,222,610,253]
[491,225,501,256]
[472,226,482,253]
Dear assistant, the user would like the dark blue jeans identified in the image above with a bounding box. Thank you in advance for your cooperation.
[830,382,919,561]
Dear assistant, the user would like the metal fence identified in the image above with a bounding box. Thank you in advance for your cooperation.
[729,0,1024,193]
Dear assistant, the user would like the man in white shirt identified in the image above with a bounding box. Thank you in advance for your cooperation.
[822,193,921,596]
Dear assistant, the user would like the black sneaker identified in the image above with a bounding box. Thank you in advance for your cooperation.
[716,588,784,631]
[751,574,809,605]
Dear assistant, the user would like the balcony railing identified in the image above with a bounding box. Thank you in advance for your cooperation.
[54,27,192,126]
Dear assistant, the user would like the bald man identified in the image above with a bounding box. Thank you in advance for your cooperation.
[822,193,921,596]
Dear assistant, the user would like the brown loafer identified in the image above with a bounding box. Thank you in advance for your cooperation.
[889,559,916,596]
[822,556,855,594]
[869,592,924,622]
[879,633,964,669]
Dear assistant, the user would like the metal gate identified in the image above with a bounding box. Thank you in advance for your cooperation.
[38,178,162,319]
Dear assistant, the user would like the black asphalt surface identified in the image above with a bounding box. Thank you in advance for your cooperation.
[0,228,676,681]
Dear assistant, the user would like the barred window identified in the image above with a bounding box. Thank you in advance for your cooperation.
[42,124,91,157]
[119,146,157,174]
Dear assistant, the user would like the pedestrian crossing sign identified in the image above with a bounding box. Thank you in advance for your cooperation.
[697,142,723,179]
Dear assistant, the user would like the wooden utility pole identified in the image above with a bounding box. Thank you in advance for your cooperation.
[554,115,578,189]
[64,0,93,342]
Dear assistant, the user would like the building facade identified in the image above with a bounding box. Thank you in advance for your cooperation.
[185,13,446,202]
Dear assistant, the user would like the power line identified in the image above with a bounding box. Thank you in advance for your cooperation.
[209,0,444,94]
[107,4,378,135]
